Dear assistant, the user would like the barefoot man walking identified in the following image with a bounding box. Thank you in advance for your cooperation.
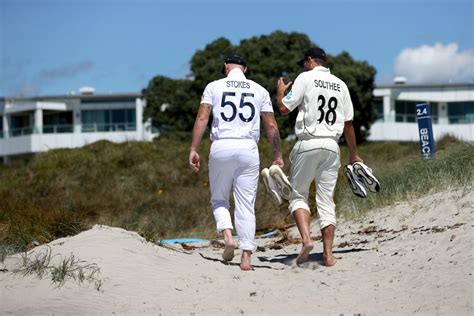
[275,47,363,266]
[189,53,284,271]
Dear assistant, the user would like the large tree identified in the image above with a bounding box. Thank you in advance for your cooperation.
[143,31,376,142]
[142,76,197,140]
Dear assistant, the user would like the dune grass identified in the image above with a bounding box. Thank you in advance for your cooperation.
[0,136,471,250]
[12,245,102,290]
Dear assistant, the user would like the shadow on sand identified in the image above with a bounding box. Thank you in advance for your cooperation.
[257,247,370,267]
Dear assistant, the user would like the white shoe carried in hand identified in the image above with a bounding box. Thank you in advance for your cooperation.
[343,164,367,198]
[261,168,282,205]
[352,162,380,193]
[269,165,294,200]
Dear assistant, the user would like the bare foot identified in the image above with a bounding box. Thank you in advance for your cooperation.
[296,243,314,265]
[323,254,337,267]
[240,250,253,271]
[222,241,236,261]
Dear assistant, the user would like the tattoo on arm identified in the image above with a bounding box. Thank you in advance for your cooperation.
[191,103,212,150]
[199,103,212,115]
[261,112,282,157]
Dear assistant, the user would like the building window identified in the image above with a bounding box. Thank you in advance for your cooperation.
[395,101,438,123]
[43,111,73,133]
[373,98,383,121]
[0,116,3,138]
[10,113,33,137]
[395,101,417,122]
[81,109,136,132]
[448,101,474,124]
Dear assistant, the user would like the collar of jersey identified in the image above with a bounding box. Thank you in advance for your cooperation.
[227,68,246,78]
[311,66,330,73]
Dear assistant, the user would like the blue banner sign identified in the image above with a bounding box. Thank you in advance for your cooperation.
[416,103,436,159]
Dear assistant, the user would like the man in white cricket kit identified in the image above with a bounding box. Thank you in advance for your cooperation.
[189,53,284,271]
[276,47,363,266]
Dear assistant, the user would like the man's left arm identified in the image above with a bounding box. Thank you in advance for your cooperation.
[343,120,363,164]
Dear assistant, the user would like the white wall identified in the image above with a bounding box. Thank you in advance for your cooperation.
[368,122,474,142]
[0,132,148,156]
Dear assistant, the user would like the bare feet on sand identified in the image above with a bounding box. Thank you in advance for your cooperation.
[323,254,337,267]
[296,243,314,265]
[222,241,236,261]
[240,250,253,271]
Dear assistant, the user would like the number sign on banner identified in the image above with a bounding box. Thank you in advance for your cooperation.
[416,103,436,159]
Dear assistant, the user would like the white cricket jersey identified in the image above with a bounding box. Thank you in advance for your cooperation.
[201,68,274,142]
[282,66,354,140]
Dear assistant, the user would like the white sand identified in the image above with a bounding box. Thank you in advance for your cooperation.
[1,188,472,315]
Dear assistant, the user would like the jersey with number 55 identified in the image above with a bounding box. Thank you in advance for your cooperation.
[201,68,274,143]
[282,66,354,140]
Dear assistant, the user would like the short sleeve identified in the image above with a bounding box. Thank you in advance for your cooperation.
[342,84,354,121]
[281,73,305,112]
[260,90,274,113]
[200,83,213,105]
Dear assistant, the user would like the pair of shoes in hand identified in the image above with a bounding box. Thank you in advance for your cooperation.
[344,162,380,198]
[261,165,293,205]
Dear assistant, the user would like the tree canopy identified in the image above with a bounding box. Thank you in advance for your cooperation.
[143,31,376,142]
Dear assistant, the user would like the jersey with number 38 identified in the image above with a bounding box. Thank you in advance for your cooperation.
[282,66,354,140]
[201,68,273,142]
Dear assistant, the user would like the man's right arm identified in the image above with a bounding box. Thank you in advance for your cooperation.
[276,77,292,116]
[189,104,211,172]
[261,111,284,167]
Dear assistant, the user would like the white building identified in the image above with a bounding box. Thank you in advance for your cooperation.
[0,90,157,164]
[1,82,473,163]
[370,81,474,142]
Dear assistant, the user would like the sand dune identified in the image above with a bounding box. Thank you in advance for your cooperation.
[1,188,472,315]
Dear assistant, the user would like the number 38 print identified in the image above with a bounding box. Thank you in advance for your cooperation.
[316,95,338,125]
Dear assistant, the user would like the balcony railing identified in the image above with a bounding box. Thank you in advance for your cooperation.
[43,124,74,134]
[1,122,137,138]
[81,122,137,133]
[9,127,34,137]
[448,114,474,124]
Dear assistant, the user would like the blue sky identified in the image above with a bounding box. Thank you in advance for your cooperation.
[1,0,473,97]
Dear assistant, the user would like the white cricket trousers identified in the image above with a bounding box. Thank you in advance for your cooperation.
[209,139,259,252]
[288,138,341,230]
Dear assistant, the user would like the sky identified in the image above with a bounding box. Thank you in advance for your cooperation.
[1,0,473,97]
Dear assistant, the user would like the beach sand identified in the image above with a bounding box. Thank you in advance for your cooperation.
[1,188,472,315]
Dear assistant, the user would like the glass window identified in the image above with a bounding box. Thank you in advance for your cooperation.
[112,109,126,130]
[431,103,438,123]
[448,101,474,124]
[395,100,417,122]
[373,98,383,121]
[395,101,437,123]
[11,114,33,136]
[43,111,73,133]
[126,109,136,130]
[82,110,110,132]
[0,116,3,138]
[112,109,125,123]
[81,108,136,132]
[126,109,136,123]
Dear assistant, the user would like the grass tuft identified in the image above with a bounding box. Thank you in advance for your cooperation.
[13,246,102,290]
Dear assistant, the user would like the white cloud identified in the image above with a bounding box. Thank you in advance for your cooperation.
[394,43,474,84]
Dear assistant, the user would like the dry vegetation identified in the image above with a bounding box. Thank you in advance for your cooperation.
[0,136,472,251]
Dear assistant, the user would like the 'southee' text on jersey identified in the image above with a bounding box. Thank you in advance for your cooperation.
[314,80,341,92]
